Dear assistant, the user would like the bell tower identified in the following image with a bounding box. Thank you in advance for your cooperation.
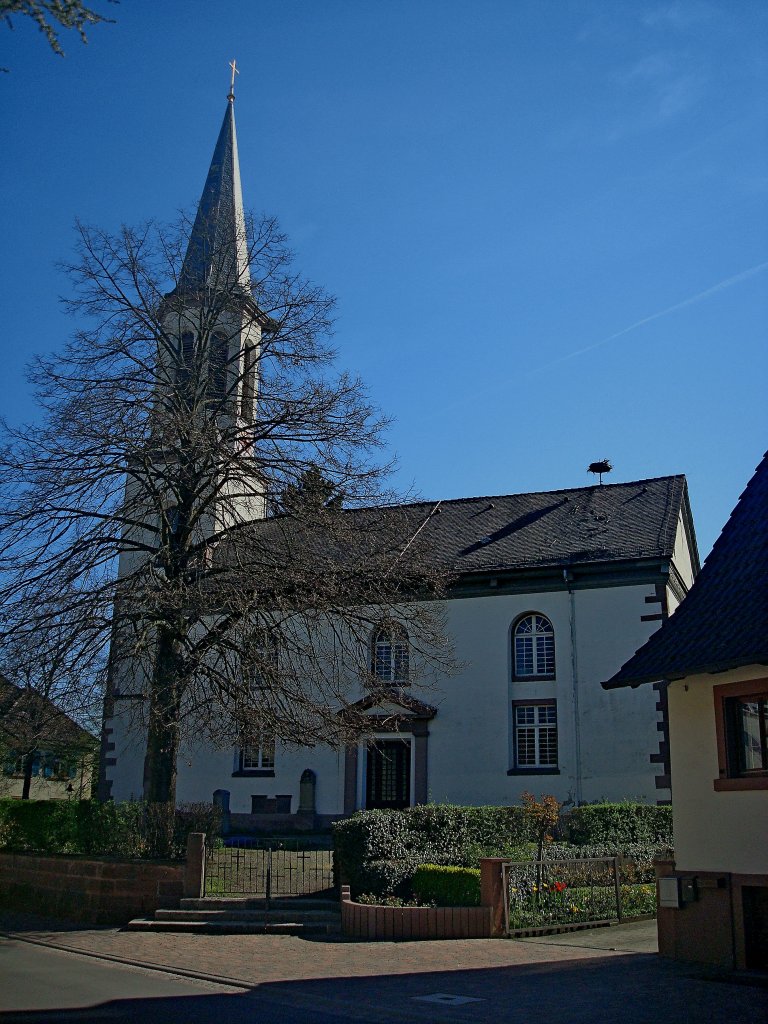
[160,68,268,527]
[98,71,267,800]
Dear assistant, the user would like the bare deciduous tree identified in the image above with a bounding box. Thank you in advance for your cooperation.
[0,0,114,58]
[0,213,453,807]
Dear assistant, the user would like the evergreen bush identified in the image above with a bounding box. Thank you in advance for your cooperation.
[333,804,533,897]
[412,864,481,906]
[561,803,672,846]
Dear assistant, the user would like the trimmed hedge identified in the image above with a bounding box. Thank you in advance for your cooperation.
[540,842,671,884]
[0,799,221,860]
[561,803,672,846]
[412,865,481,907]
[333,804,534,897]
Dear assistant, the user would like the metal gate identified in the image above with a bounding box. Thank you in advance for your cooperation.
[204,838,335,899]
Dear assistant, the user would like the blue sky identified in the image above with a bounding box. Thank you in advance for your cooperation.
[1,0,766,560]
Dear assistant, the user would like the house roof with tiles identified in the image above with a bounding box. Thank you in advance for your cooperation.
[604,452,768,688]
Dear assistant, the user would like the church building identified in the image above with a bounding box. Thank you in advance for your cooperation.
[101,91,700,823]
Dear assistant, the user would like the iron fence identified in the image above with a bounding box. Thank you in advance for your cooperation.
[503,856,623,933]
[204,837,335,900]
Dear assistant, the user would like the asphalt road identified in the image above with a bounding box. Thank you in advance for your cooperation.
[1,931,765,1024]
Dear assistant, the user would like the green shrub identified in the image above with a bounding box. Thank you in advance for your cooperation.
[333,804,533,898]
[0,799,222,860]
[412,865,481,907]
[562,803,672,846]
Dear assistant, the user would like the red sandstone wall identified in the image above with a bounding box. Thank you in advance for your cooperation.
[341,895,492,940]
[0,852,184,924]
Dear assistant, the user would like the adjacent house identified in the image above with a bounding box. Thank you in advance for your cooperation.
[0,676,96,801]
[604,451,768,972]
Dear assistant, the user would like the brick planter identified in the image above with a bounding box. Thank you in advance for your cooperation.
[340,886,492,940]
[0,851,186,925]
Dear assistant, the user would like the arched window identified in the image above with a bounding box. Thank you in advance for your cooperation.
[513,614,555,678]
[372,624,409,685]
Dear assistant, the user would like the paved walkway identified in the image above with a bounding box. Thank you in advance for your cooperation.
[0,912,658,988]
[1,913,764,1024]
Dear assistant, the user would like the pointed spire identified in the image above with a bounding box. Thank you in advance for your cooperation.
[179,83,250,294]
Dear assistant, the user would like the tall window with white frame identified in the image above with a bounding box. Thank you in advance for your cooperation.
[372,623,409,686]
[513,701,558,770]
[513,613,555,679]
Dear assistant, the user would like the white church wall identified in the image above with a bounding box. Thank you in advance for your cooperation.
[104,575,678,811]
[570,584,666,802]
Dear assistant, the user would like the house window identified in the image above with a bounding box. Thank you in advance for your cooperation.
[234,738,276,776]
[512,701,558,769]
[242,739,275,770]
[372,624,409,685]
[513,613,555,679]
[714,678,768,791]
[4,751,78,780]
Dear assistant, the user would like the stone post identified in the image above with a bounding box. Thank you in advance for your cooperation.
[212,789,231,835]
[184,832,206,899]
[480,857,508,938]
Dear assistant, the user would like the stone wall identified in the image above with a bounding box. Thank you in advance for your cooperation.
[0,852,185,924]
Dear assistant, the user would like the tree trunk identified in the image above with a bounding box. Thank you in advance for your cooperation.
[142,627,183,805]
[21,750,35,800]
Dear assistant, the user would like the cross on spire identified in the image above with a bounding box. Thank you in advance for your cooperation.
[228,59,239,101]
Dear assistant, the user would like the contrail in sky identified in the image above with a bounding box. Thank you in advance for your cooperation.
[428,259,767,419]
[526,259,768,376]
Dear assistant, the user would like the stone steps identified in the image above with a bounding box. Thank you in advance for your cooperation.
[181,897,337,912]
[126,896,342,935]
[125,918,337,935]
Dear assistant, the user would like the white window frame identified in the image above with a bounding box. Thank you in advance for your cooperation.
[372,623,410,685]
[513,613,555,679]
[240,738,275,772]
[513,701,558,769]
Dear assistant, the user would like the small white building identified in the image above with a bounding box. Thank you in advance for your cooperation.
[100,93,700,822]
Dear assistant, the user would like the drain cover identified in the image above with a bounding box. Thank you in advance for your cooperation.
[413,993,484,1006]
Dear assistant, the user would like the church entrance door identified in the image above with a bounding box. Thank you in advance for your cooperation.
[365,738,411,810]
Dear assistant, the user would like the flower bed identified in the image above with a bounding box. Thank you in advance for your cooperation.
[340,886,492,940]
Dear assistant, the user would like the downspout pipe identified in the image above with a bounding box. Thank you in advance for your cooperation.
[564,568,583,805]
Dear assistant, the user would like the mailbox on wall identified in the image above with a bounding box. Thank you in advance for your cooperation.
[659,876,682,909]
[659,875,699,909]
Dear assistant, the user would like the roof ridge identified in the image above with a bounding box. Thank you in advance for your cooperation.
[347,474,685,515]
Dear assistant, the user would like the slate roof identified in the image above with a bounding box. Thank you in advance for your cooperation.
[388,475,692,575]
[178,99,251,292]
[604,452,768,688]
[241,475,693,580]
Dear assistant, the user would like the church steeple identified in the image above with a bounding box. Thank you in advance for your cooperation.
[179,89,250,293]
